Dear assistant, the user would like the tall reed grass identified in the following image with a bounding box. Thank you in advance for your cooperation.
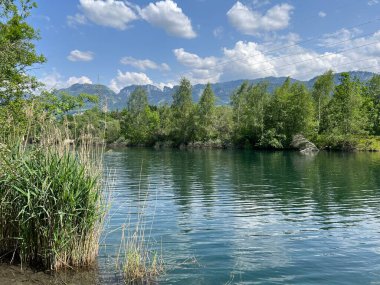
[0,106,106,271]
[115,175,164,284]
[117,223,164,284]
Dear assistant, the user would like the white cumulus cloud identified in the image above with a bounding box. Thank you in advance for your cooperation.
[227,1,294,35]
[78,0,138,30]
[174,30,380,83]
[40,71,93,90]
[120,56,170,71]
[109,71,153,92]
[173,48,222,83]
[67,50,94,62]
[318,11,327,18]
[67,76,93,86]
[140,0,197,39]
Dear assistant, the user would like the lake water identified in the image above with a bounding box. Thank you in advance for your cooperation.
[2,149,380,284]
[99,149,380,285]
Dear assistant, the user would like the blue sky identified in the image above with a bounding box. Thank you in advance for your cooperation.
[29,0,380,92]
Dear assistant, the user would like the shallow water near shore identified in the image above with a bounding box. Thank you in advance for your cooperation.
[2,149,380,284]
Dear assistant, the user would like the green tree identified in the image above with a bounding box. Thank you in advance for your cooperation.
[363,74,380,135]
[122,87,159,145]
[0,0,45,105]
[156,104,173,141]
[171,78,195,144]
[231,82,269,145]
[324,73,367,135]
[196,83,216,141]
[35,91,99,118]
[214,106,233,144]
[127,87,148,114]
[312,70,334,133]
[263,78,314,147]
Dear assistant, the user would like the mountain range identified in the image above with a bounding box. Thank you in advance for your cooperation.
[57,71,377,111]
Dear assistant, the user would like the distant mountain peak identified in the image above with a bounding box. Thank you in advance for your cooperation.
[58,71,378,111]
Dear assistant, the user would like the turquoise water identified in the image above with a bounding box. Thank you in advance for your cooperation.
[99,149,380,284]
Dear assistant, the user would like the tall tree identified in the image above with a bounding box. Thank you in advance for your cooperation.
[264,78,314,147]
[196,83,216,141]
[171,78,195,144]
[312,70,334,133]
[0,0,45,105]
[324,73,367,135]
[127,87,148,114]
[231,82,269,145]
[122,87,159,145]
[363,74,380,135]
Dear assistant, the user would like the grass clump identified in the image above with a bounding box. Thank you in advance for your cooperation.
[117,224,164,285]
[0,115,106,271]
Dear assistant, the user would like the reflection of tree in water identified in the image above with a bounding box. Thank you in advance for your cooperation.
[306,153,380,216]
[119,149,380,225]
[193,150,218,209]
[121,148,155,201]
[226,150,380,217]
[170,150,195,211]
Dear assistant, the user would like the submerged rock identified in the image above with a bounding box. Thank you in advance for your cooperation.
[291,134,319,154]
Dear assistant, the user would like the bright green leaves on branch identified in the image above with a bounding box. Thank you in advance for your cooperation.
[0,0,45,105]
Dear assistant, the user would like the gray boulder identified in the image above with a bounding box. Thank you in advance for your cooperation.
[291,134,319,154]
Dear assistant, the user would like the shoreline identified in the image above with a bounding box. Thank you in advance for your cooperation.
[106,142,380,153]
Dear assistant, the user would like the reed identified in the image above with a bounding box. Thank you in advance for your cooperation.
[0,107,106,271]
[117,223,164,285]
[116,183,164,284]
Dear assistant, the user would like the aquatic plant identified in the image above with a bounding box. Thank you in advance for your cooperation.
[115,186,164,285]
[0,112,106,271]
[117,223,164,285]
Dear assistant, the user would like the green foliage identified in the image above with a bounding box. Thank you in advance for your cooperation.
[196,83,217,141]
[0,0,45,105]
[312,70,334,133]
[231,81,269,145]
[122,87,159,145]
[264,78,315,147]
[35,91,99,117]
[0,0,108,273]
[156,104,173,141]
[171,78,196,144]
[127,87,148,114]
[323,73,367,136]
[89,73,379,150]
[363,74,380,135]
[67,107,121,144]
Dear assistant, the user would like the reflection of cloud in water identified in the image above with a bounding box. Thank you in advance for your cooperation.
[227,210,292,274]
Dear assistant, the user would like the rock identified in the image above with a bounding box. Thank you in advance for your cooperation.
[291,134,319,154]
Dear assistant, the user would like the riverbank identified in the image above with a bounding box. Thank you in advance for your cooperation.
[0,263,100,285]
[106,135,380,152]
[315,135,380,152]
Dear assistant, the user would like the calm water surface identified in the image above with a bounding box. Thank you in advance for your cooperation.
[99,149,380,285]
